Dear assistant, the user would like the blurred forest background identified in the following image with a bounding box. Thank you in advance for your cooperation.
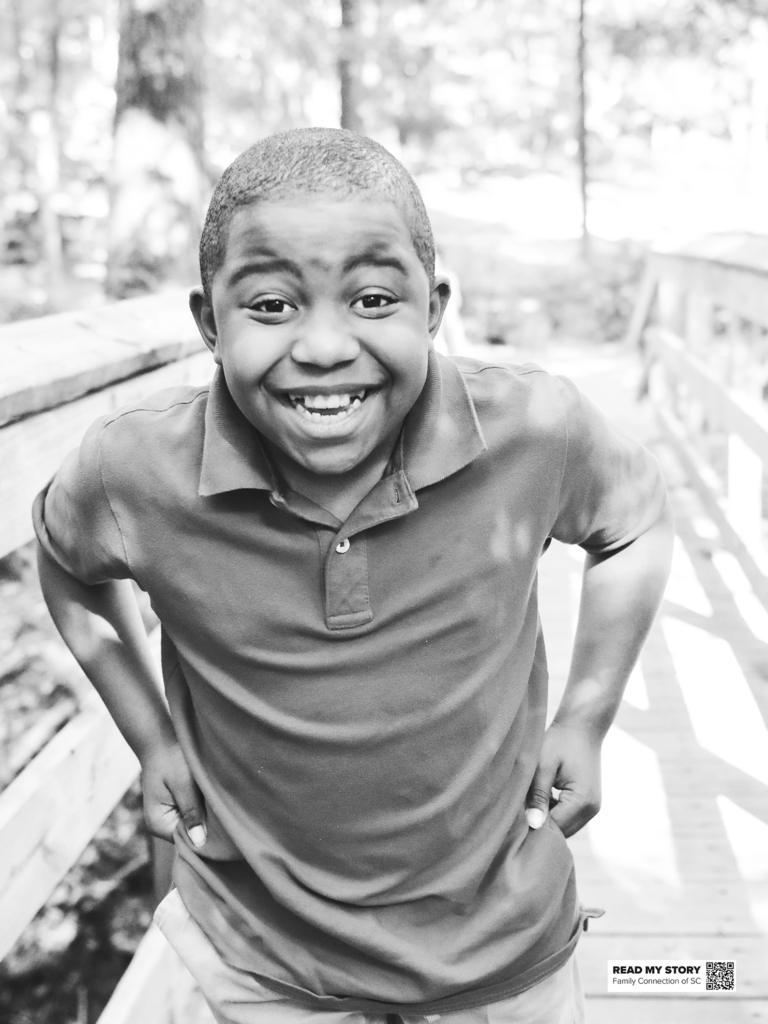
[3,0,768,1021]
[2,0,768,339]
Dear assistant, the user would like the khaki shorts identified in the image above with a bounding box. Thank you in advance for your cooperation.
[154,888,586,1024]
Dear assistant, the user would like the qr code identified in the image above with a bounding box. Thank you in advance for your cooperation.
[706,961,735,990]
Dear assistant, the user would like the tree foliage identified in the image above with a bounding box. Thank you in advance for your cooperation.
[0,0,766,315]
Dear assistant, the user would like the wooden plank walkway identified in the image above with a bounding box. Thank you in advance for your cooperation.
[536,341,768,1023]
[129,341,768,1022]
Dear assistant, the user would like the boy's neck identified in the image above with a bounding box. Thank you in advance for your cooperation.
[263,441,396,523]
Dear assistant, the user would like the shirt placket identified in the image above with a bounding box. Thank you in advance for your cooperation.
[323,468,417,631]
[324,530,372,629]
[270,467,417,632]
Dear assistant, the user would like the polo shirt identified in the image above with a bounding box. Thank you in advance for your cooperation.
[33,351,665,1014]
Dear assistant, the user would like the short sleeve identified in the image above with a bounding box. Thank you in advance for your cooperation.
[32,416,131,584]
[550,376,666,553]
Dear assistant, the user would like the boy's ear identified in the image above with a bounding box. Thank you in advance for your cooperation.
[189,287,222,365]
[428,276,452,340]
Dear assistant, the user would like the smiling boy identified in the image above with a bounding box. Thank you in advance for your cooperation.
[194,194,434,520]
[34,128,673,1024]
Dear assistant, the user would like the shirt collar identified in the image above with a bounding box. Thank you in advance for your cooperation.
[402,348,487,490]
[198,351,487,498]
[198,368,276,496]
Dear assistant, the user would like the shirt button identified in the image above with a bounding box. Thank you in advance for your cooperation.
[335,538,350,554]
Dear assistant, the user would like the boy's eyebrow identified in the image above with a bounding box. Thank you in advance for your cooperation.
[343,248,409,275]
[225,248,409,286]
[226,257,302,287]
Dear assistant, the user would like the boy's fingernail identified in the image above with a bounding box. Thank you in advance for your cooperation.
[526,808,547,830]
[188,825,207,848]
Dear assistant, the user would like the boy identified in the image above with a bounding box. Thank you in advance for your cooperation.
[34,128,673,1024]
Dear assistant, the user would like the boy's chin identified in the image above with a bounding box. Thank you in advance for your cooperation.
[288,446,376,478]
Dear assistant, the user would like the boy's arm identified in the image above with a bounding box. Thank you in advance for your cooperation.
[526,500,674,837]
[37,544,207,847]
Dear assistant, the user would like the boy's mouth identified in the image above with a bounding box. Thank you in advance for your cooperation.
[285,389,371,423]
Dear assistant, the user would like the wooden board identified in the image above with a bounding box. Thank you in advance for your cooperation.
[0,291,205,426]
[95,923,211,1024]
[0,699,139,961]
[655,405,768,613]
[645,326,768,464]
[96,925,173,1024]
[652,251,768,330]
[669,233,768,270]
[0,350,212,560]
[582,996,768,1024]
[624,261,657,349]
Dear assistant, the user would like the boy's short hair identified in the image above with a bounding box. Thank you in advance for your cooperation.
[199,128,435,298]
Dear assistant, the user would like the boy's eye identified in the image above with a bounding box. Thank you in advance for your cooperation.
[252,297,294,315]
[352,292,396,311]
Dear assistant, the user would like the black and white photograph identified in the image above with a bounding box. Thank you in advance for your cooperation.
[0,1,766,1022]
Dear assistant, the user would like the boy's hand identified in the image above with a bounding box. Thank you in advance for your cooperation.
[525,722,602,838]
[141,742,208,848]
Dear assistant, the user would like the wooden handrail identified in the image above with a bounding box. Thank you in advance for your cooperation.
[650,249,768,330]
[0,290,203,427]
[0,698,139,962]
[645,326,768,463]
[0,292,213,1020]
[632,232,768,585]
[0,292,210,560]
[95,923,198,1024]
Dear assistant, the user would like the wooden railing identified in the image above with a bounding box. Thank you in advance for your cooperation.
[629,233,768,602]
[0,291,213,1022]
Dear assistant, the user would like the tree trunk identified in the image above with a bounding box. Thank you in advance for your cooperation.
[36,0,65,309]
[10,0,31,191]
[339,0,363,133]
[745,20,768,232]
[576,0,589,258]
[107,0,205,298]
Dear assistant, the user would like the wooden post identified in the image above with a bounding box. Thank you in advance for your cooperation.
[684,293,713,442]
[727,314,750,393]
[685,293,713,354]
[625,262,657,350]
[657,279,685,338]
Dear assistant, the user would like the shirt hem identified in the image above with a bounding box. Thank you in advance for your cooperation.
[235,910,586,1015]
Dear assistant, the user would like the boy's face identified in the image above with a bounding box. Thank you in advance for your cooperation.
[190,197,449,482]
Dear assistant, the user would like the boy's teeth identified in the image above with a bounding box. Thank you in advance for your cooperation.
[288,391,365,410]
[287,390,366,421]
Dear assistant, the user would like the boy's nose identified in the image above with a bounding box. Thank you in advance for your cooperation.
[291,310,360,368]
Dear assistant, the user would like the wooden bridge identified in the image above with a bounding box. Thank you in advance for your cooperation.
[2,236,768,1022]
